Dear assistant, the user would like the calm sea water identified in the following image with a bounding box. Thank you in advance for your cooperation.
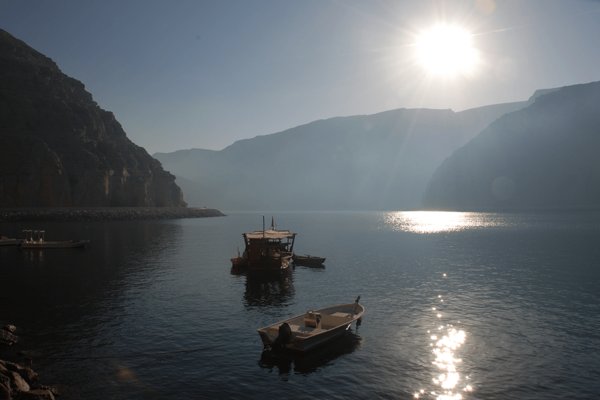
[1,211,599,399]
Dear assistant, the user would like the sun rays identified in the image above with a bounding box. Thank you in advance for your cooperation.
[416,25,479,77]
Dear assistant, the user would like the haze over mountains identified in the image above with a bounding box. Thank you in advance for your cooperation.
[422,82,600,211]
[155,89,558,211]
[2,29,598,213]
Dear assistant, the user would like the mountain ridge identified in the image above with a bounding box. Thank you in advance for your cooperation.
[155,95,552,210]
[421,81,600,211]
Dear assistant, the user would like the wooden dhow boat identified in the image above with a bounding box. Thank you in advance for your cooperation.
[257,296,364,352]
[242,217,296,271]
[19,230,89,249]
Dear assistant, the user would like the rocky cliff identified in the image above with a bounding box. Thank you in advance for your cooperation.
[0,29,186,207]
[421,81,600,211]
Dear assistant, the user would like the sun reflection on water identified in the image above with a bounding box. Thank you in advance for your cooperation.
[415,304,471,399]
[432,328,465,393]
[382,211,500,234]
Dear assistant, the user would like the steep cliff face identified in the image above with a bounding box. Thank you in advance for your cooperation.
[0,29,186,207]
[421,81,600,211]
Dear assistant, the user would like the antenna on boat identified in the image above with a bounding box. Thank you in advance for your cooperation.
[352,295,361,313]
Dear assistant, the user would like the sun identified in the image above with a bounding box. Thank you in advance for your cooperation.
[416,25,479,76]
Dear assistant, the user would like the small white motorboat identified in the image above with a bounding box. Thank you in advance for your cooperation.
[257,296,364,352]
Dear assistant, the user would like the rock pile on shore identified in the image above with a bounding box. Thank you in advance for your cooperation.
[0,326,18,347]
[0,208,225,222]
[0,358,58,400]
[1,325,59,400]
[1,326,54,400]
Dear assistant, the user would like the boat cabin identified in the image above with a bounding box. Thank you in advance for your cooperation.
[243,229,296,270]
[23,230,45,244]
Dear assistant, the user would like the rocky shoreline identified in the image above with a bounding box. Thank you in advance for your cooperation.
[1,326,57,400]
[0,359,57,400]
[0,208,226,222]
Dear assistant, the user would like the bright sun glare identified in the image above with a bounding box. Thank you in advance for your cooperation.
[416,25,478,76]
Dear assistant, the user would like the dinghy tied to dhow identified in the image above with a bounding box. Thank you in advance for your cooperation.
[231,247,248,268]
[19,230,90,249]
[292,254,326,266]
[257,296,364,352]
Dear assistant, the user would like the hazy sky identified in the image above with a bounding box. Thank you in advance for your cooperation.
[1,0,599,154]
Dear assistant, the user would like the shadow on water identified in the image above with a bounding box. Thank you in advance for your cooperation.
[17,246,91,263]
[229,264,248,276]
[292,263,326,271]
[0,221,185,366]
[258,329,364,377]
[242,269,295,309]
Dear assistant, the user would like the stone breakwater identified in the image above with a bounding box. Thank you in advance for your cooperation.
[0,208,225,222]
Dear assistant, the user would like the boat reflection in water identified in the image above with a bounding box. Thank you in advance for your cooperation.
[258,327,364,376]
[230,263,248,276]
[242,268,295,309]
[21,249,46,263]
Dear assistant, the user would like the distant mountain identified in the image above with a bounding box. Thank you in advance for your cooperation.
[155,93,549,211]
[421,81,600,211]
[0,29,186,207]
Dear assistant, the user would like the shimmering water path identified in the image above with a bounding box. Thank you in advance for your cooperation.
[1,211,599,399]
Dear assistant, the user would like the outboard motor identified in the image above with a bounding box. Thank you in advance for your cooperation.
[272,322,292,350]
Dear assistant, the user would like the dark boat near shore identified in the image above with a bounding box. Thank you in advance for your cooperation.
[293,254,326,266]
[19,230,89,249]
[0,236,22,246]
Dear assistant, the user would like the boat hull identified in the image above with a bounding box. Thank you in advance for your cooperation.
[258,322,352,352]
[231,256,248,267]
[20,240,89,249]
[257,301,364,352]
[293,255,326,266]
[249,255,291,271]
[0,239,22,246]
